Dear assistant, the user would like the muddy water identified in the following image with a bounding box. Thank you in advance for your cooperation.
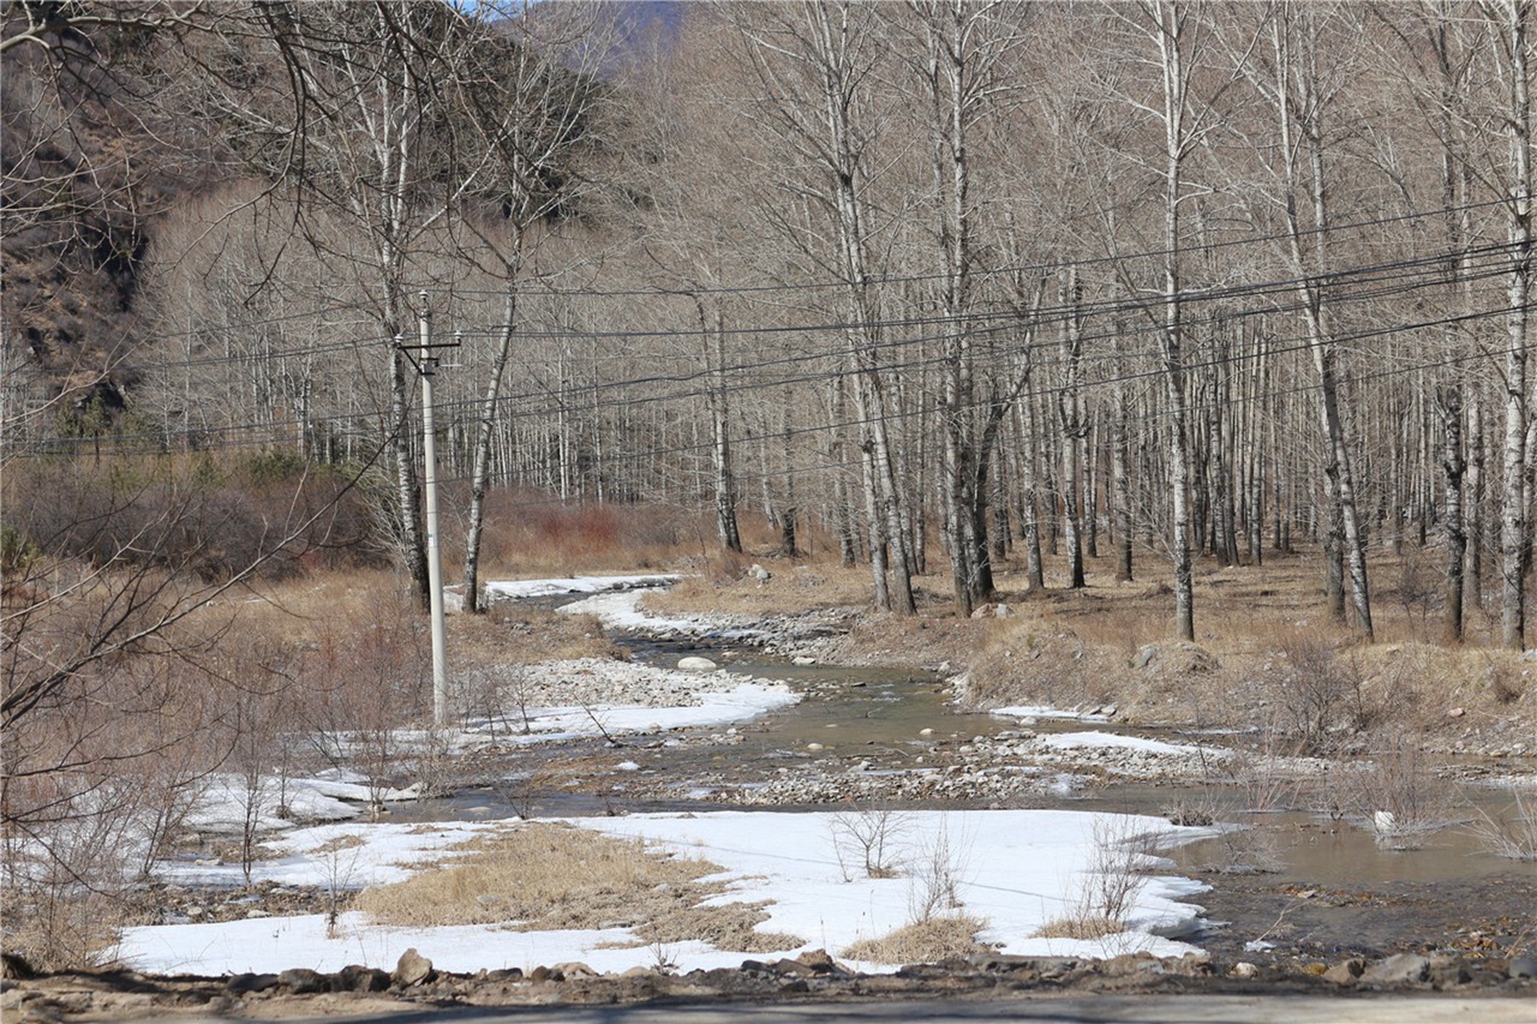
[454,593,1535,958]
[1080,783,1522,885]
[586,626,1533,891]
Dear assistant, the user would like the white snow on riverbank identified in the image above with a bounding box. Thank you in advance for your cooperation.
[484,574,680,600]
[558,589,758,639]
[182,772,422,833]
[992,705,1113,723]
[121,808,1214,977]
[1040,731,1224,758]
[471,679,798,743]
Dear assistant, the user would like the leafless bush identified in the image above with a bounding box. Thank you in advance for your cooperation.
[963,624,1125,711]
[1479,656,1524,705]
[300,607,428,812]
[830,802,909,881]
[1349,731,1454,849]
[2,635,226,968]
[1464,789,1537,862]
[1035,816,1154,940]
[462,666,536,741]
[907,821,969,924]
[313,836,364,939]
[408,725,462,800]
[5,456,382,583]
[1265,634,1380,754]
[1393,556,1438,635]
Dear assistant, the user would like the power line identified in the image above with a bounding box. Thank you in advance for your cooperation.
[441,196,1517,300]
[119,238,1517,391]
[12,303,1528,481]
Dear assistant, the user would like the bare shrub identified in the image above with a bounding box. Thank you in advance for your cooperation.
[1266,633,1377,753]
[1207,746,1289,873]
[1034,816,1153,940]
[1348,731,1454,849]
[1464,789,1537,862]
[2,628,225,969]
[704,548,751,586]
[963,623,1126,712]
[407,724,461,800]
[462,486,690,576]
[829,802,909,881]
[5,455,382,583]
[311,836,364,938]
[300,603,428,811]
[1392,555,1438,635]
[907,821,969,924]
[1480,656,1524,705]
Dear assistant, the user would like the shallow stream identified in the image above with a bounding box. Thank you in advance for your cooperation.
[446,586,1536,958]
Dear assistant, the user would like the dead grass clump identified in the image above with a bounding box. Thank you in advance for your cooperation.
[1032,914,1124,940]
[1466,790,1537,862]
[453,605,621,667]
[964,619,1131,711]
[355,823,802,951]
[2,889,130,972]
[647,562,873,617]
[307,834,366,856]
[841,914,990,964]
[616,900,800,954]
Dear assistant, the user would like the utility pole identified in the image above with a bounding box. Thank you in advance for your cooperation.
[398,292,459,727]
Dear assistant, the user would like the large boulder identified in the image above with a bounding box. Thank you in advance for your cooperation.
[393,948,435,987]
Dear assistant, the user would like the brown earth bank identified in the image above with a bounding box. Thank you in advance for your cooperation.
[4,946,1535,1022]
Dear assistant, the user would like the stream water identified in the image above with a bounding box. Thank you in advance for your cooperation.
[433,587,1536,958]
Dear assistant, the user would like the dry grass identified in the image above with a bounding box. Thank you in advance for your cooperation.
[2,889,132,973]
[841,914,990,964]
[354,823,801,953]
[959,545,1533,740]
[647,562,875,617]
[1465,790,1537,861]
[451,605,622,666]
[306,834,366,856]
[1032,914,1126,940]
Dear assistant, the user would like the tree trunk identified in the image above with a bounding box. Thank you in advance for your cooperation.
[1499,0,1532,648]
[1438,384,1467,642]
[464,288,518,614]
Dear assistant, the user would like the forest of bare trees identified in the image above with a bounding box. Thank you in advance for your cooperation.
[4,0,1534,647]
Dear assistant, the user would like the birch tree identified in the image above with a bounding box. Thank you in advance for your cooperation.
[904,0,1029,614]
[1241,1,1375,637]
[1488,0,1533,647]
[736,0,917,613]
[453,5,608,612]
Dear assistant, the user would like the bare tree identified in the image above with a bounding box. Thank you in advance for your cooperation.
[452,3,611,612]
[1235,2,1374,637]
[903,0,1030,613]
[1486,0,1534,648]
[735,0,917,613]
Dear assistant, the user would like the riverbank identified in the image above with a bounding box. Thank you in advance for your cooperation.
[9,565,1533,1020]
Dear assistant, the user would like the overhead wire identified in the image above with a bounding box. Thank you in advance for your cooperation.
[14,302,1528,492]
